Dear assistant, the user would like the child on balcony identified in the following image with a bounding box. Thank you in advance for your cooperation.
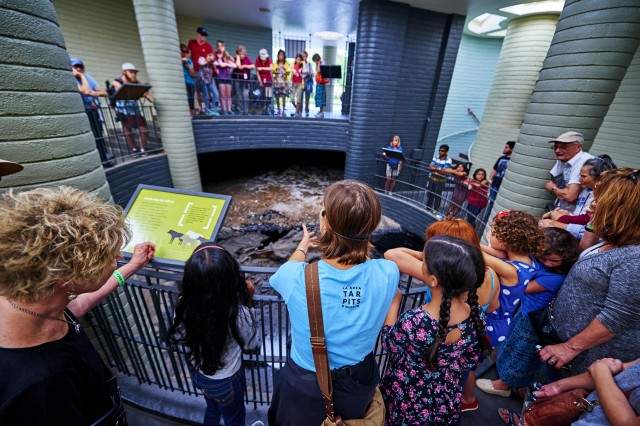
[198,53,220,116]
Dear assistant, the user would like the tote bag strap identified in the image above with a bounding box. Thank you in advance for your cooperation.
[305,262,342,425]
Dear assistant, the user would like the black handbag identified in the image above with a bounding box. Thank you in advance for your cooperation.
[528,301,563,347]
[90,371,127,426]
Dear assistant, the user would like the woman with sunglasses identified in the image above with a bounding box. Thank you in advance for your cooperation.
[539,168,640,376]
[267,180,399,425]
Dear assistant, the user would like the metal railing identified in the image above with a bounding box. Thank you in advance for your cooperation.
[83,264,429,408]
[371,155,493,233]
[88,102,163,168]
[191,77,347,119]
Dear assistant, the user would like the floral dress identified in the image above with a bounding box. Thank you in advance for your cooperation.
[380,308,482,425]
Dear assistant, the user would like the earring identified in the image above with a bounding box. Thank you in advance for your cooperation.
[67,290,78,301]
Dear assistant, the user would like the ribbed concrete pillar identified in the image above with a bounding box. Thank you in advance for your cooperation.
[590,46,640,168]
[323,43,337,112]
[0,1,110,199]
[132,0,202,191]
[470,14,558,172]
[493,0,640,217]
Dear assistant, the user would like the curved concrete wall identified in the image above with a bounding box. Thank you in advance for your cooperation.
[193,119,349,153]
[133,0,202,191]
[470,14,558,172]
[493,0,640,216]
[346,0,464,181]
[437,34,503,158]
[0,1,110,199]
[591,46,640,168]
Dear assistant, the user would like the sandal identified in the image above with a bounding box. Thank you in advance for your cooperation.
[497,408,520,426]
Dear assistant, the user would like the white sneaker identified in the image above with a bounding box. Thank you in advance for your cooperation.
[315,111,324,118]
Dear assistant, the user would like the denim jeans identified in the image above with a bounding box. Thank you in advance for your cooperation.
[233,80,250,114]
[191,367,246,426]
[201,81,219,112]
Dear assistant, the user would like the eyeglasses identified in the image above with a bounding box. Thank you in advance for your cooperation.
[321,209,326,217]
[628,170,640,185]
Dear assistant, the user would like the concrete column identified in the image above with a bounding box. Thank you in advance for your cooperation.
[590,46,640,168]
[0,1,111,199]
[469,14,558,172]
[493,0,640,217]
[132,0,202,191]
[323,43,337,113]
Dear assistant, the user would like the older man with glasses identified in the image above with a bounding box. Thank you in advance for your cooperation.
[544,131,594,212]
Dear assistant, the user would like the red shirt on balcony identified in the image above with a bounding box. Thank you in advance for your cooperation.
[188,39,214,71]
[467,180,489,208]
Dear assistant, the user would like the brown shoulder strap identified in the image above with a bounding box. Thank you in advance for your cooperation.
[304,262,342,425]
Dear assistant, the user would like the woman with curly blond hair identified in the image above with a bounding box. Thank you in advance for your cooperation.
[539,168,640,375]
[0,187,154,424]
[479,210,545,349]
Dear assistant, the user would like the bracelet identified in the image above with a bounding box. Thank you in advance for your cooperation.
[296,247,307,256]
[113,270,126,286]
[585,223,594,233]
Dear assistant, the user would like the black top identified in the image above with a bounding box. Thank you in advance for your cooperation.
[491,155,511,189]
[0,310,112,424]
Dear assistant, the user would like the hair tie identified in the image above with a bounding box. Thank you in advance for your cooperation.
[192,245,225,255]
[332,230,370,242]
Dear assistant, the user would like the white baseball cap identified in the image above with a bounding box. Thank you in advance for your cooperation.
[122,63,138,71]
[259,49,269,61]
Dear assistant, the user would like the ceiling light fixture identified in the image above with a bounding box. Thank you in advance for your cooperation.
[500,0,565,16]
[313,31,344,41]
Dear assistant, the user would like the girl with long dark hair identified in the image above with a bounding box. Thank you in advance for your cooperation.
[380,236,491,425]
[169,244,260,426]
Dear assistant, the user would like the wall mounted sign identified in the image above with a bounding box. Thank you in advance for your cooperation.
[123,185,231,266]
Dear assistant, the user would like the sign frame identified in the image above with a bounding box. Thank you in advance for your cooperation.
[122,184,232,268]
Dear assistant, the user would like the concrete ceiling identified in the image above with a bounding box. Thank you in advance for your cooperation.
[173,0,560,38]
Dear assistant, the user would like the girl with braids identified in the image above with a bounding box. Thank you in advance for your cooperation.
[169,244,260,426]
[380,236,491,425]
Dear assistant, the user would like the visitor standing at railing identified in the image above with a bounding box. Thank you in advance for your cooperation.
[71,57,113,166]
[427,144,453,214]
[267,180,399,425]
[180,44,196,117]
[112,63,153,156]
[380,236,491,425]
[255,49,273,115]
[301,51,313,117]
[313,53,329,119]
[488,141,515,204]
[383,135,403,193]
[465,168,489,227]
[215,44,237,116]
[445,163,469,217]
[233,45,254,116]
[198,54,220,116]
[188,27,215,114]
[169,244,261,426]
[0,187,155,425]
[272,49,290,117]
[291,54,305,117]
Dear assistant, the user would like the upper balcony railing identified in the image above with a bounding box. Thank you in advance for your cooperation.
[191,77,347,119]
[370,155,493,234]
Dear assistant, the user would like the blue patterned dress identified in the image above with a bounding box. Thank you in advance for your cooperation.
[380,308,482,425]
[485,258,539,347]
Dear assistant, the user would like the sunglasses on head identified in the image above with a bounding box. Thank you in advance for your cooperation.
[628,170,640,186]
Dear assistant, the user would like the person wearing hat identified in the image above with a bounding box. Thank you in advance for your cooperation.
[188,27,215,114]
[0,159,23,182]
[70,58,113,166]
[112,63,153,156]
[255,48,273,114]
[545,131,594,212]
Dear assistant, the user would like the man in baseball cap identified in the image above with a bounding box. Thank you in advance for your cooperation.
[544,131,594,211]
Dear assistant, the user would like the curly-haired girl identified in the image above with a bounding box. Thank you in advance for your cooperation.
[380,236,491,425]
[480,210,545,349]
